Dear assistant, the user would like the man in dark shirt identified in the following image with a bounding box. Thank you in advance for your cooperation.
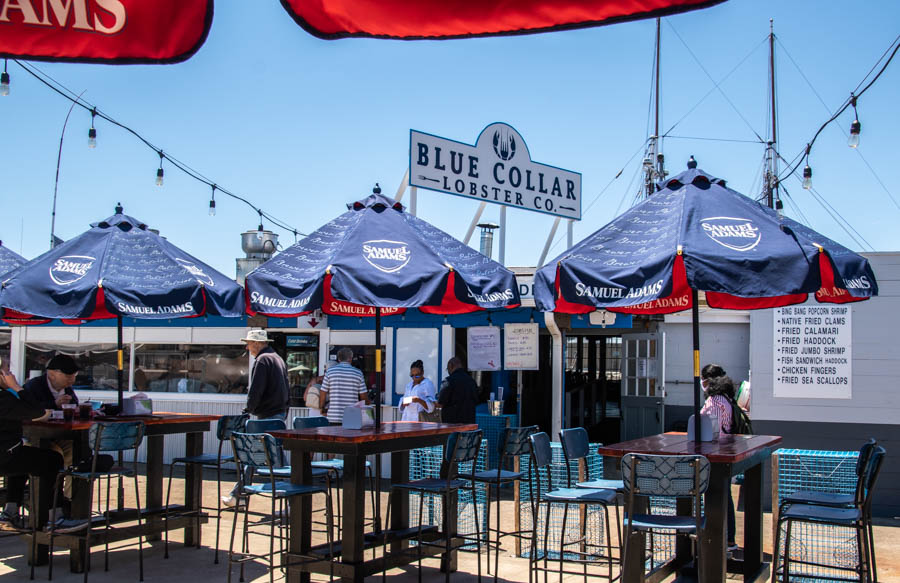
[224,329,289,506]
[0,369,85,532]
[437,357,477,424]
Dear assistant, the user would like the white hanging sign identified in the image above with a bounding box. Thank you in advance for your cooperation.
[410,123,581,220]
[467,326,502,371]
[773,304,852,399]
[504,323,539,370]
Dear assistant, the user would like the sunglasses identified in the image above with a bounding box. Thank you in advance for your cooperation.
[410,373,423,378]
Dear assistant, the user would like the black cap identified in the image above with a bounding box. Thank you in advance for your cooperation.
[47,354,79,374]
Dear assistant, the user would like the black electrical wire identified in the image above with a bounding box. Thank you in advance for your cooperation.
[12,59,306,239]
[778,35,900,183]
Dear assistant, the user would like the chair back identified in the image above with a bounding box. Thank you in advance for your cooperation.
[441,430,482,480]
[861,446,886,509]
[293,416,330,430]
[559,427,591,486]
[231,431,280,471]
[854,438,878,503]
[500,425,538,458]
[90,421,144,454]
[245,418,288,466]
[216,413,250,442]
[527,432,555,495]
[622,453,710,497]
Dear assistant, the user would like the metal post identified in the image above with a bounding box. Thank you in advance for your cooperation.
[374,307,383,532]
[463,202,487,245]
[50,91,86,249]
[691,290,702,443]
[537,218,561,268]
[499,206,507,265]
[410,186,418,216]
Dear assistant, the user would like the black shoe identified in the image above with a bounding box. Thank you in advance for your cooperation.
[45,517,89,534]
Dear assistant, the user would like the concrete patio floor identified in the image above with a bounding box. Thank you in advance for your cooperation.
[1,472,897,582]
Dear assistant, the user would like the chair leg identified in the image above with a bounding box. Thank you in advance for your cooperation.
[133,475,144,582]
[473,485,483,583]
[418,492,426,583]
[215,461,223,565]
[867,510,877,583]
[104,476,111,572]
[48,471,65,582]
[495,483,502,582]
[269,496,276,583]
[559,502,569,583]
[83,477,97,583]
[443,492,451,583]
[29,475,37,581]
[325,492,335,583]
[240,497,250,583]
[164,463,175,559]
[226,489,241,583]
[772,515,784,583]
[382,492,393,583]
[784,518,793,583]
[542,502,551,583]
[855,519,866,583]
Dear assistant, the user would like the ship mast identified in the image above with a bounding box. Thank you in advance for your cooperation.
[642,18,666,198]
[763,18,781,213]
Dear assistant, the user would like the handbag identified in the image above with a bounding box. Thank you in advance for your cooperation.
[418,408,442,423]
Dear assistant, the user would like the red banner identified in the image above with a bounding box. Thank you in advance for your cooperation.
[280,0,725,40]
[0,0,213,63]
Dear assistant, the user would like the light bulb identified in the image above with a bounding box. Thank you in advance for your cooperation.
[802,165,812,190]
[209,199,216,216]
[155,167,164,186]
[256,224,264,241]
[848,120,861,148]
[87,127,97,148]
[775,199,784,219]
[0,71,9,97]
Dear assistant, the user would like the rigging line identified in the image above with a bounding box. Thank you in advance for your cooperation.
[664,135,763,144]
[583,139,649,216]
[852,150,900,212]
[12,59,304,236]
[791,175,872,251]
[662,24,767,141]
[663,35,768,137]
[779,185,812,226]
[852,32,900,95]
[779,37,900,181]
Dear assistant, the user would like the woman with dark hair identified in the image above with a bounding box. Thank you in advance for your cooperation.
[700,372,738,552]
[399,359,437,422]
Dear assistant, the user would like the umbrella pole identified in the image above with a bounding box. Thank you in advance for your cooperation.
[374,307,383,533]
[117,314,124,409]
[691,290,702,444]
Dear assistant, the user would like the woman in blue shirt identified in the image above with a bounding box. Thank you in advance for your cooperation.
[399,360,437,422]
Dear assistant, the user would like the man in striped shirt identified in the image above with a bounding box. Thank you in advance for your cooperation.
[321,348,369,424]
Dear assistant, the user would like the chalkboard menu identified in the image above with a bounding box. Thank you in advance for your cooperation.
[774,304,852,399]
[504,323,539,370]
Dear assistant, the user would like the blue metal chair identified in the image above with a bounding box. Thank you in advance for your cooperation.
[383,429,484,583]
[621,453,710,583]
[164,412,248,562]
[228,431,335,583]
[777,438,879,580]
[460,425,538,583]
[773,445,885,583]
[528,431,618,583]
[49,421,146,583]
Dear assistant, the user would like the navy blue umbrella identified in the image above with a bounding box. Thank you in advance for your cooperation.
[246,189,520,423]
[0,242,26,279]
[0,210,244,406]
[534,166,877,439]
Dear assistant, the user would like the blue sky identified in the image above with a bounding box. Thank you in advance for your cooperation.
[2,0,898,278]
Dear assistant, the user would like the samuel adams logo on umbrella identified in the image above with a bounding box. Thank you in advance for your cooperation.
[176,258,215,286]
[700,217,761,251]
[49,255,95,285]
[362,240,411,273]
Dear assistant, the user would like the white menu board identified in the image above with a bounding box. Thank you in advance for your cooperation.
[774,304,852,399]
[504,323,539,370]
[467,326,501,371]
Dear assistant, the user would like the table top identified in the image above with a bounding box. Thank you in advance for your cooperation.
[597,432,782,464]
[271,421,478,444]
[24,412,221,431]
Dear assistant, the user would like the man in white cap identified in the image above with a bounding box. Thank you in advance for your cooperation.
[222,328,289,507]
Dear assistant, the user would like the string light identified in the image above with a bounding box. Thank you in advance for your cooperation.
[802,165,813,190]
[256,210,265,241]
[155,150,164,186]
[848,94,861,148]
[87,108,97,148]
[209,185,217,216]
[0,60,9,96]
[9,59,306,240]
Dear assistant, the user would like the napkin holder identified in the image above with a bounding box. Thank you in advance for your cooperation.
[686,413,714,442]
[123,396,153,416]
[342,404,375,429]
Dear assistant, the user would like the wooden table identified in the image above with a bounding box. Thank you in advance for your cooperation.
[598,432,782,583]
[23,412,219,570]
[272,422,478,583]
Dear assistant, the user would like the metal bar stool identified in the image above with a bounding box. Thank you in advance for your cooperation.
[528,431,618,583]
[621,453,709,583]
[228,431,335,583]
[49,421,146,583]
[164,412,248,562]
[383,429,484,583]
[461,425,538,583]
[773,445,885,583]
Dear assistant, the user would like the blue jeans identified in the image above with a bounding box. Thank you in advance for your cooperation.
[229,413,287,497]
